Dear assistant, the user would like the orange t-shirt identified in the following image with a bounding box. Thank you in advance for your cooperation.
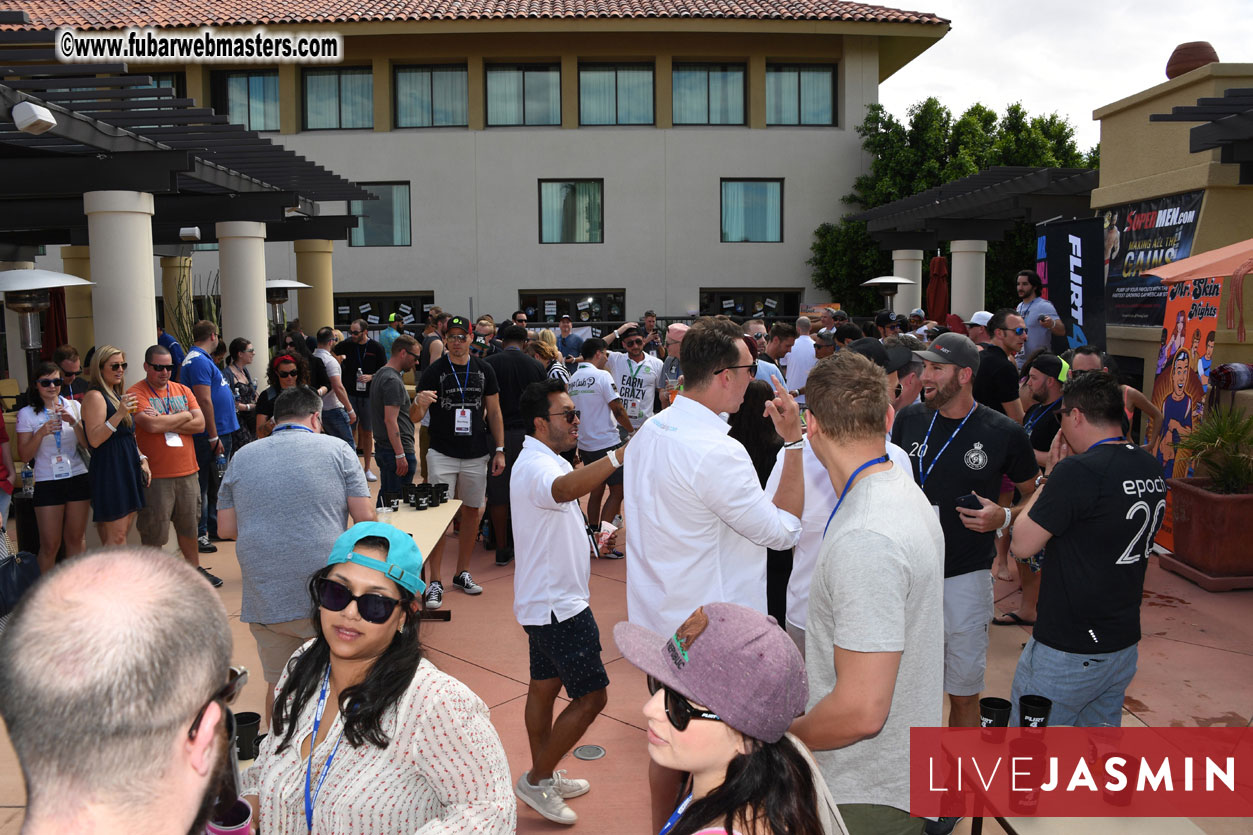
[128,380,200,479]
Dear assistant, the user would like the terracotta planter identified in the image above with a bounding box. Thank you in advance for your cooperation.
[1165,477,1253,588]
[1166,42,1219,79]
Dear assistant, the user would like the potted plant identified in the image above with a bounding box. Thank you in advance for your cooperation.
[1164,405,1253,591]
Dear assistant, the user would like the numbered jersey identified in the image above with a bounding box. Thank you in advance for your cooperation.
[1027,442,1166,654]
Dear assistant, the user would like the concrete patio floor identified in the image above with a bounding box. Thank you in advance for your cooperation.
[1,512,1249,833]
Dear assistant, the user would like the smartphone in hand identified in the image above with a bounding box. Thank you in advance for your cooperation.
[954,493,983,511]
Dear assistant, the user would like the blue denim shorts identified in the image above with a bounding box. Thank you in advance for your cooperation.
[1010,637,1138,727]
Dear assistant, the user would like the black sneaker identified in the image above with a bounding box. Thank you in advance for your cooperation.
[424,581,444,610]
[197,566,223,588]
[198,535,218,554]
[452,571,483,595]
[495,547,514,567]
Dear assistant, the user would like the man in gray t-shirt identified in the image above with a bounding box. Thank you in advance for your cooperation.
[369,335,419,504]
[217,386,374,709]
[790,352,944,834]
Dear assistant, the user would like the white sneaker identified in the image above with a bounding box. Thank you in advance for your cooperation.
[551,769,590,799]
[365,470,378,483]
[515,773,577,824]
[424,581,444,610]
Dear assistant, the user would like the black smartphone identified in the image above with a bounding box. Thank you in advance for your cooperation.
[1038,315,1049,324]
[955,493,983,511]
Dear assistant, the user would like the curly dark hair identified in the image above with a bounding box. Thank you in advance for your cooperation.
[272,558,424,751]
[266,352,310,389]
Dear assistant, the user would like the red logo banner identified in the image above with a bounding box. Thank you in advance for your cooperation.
[910,728,1253,818]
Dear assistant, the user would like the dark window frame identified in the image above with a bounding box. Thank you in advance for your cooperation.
[349,181,412,248]
[485,63,563,127]
[392,63,470,129]
[210,69,280,132]
[765,63,838,127]
[577,62,656,126]
[719,178,785,243]
[537,179,605,245]
[671,62,747,126]
[301,66,374,131]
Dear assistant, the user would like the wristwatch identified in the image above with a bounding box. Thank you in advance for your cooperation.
[1034,473,1048,488]
[495,446,505,453]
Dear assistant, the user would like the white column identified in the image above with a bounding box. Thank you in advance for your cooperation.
[891,249,924,316]
[216,221,268,358]
[1,260,36,388]
[84,190,157,380]
[950,240,989,321]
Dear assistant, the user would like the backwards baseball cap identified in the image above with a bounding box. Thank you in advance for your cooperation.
[388,312,400,323]
[829,308,849,321]
[848,337,912,374]
[620,327,644,341]
[914,331,981,371]
[614,603,807,743]
[963,310,993,328]
[326,522,426,594]
[666,322,690,341]
[909,307,926,319]
[1031,353,1069,383]
[445,315,471,334]
[813,330,836,347]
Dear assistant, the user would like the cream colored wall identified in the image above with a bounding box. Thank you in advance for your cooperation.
[1094,63,1253,391]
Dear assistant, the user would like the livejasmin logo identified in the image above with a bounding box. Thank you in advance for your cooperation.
[909,727,1253,818]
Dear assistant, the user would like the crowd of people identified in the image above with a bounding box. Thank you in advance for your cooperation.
[0,276,1170,835]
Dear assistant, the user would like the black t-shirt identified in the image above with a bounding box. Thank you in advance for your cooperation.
[1028,443,1166,654]
[972,347,1019,414]
[417,356,500,458]
[892,401,1038,577]
[255,386,280,419]
[1023,398,1064,455]
[333,338,387,397]
[484,348,546,430]
[419,332,442,371]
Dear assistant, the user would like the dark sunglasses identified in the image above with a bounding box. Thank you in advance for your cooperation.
[647,675,721,731]
[349,329,363,336]
[188,665,248,740]
[446,333,469,342]
[1002,327,1028,336]
[149,363,175,372]
[623,339,645,348]
[316,577,403,624]
[108,362,128,371]
[277,369,299,379]
[62,370,80,379]
[37,378,61,388]
[547,409,580,424]
[720,362,757,377]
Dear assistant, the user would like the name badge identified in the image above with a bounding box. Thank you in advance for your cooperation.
[165,432,184,447]
[626,399,641,419]
[454,408,472,435]
[50,454,72,480]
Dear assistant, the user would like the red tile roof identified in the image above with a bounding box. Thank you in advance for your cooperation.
[3,1,947,30]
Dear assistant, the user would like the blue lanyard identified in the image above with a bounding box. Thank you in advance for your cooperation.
[1094,436,1124,447]
[1023,397,1063,434]
[274,424,314,434]
[304,667,346,832]
[659,794,693,835]
[824,455,890,537]
[918,403,977,488]
[146,382,174,416]
[447,356,469,400]
[47,396,64,453]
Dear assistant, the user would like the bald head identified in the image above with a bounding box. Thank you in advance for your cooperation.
[0,547,231,810]
[795,316,811,334]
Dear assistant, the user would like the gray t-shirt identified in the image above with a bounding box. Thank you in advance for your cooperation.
[805,463,944,813]
[218,428,369,624]
[369,366,414,454]
[313,347,342,412]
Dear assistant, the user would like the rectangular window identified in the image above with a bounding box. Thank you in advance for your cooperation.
[350,183,412,247]
[212,70,279,131]
[579,64,653,125]
[672,63,745,125]
[766,64,836,126]
[721,180,782,242]
[394,64,469,127]
[303,67,373,130]
[518,291,626,324]
[138,71,185,97]
[486,64,561,126]
[539,180,603,244]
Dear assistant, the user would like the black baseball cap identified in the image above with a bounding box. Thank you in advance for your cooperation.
[848,337,912,375]
[446,316,471,334]
[875,311,899,328]
[619,327,644,341]
[560,313,572,321]
[913,332,980,371]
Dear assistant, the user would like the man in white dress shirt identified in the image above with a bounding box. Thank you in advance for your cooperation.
[624,315,805,829]
[785,316,817,406]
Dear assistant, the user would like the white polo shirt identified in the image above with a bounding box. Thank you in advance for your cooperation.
[568,362,621,451]
[624,395,802,635]
[785,335,817,405]
[510,436,593,626]
[606,351,664,429]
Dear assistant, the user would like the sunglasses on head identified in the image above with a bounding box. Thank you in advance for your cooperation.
[149,363,175,372]
[37,378,61,388]
[108,362,127,371]
[547,409,580,424]
[188,665,248,740]
[316,577,403,624]
[647,675,721,731]
[277,369,299,379]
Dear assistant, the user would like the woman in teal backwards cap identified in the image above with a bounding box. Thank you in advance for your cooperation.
[242,522,516,833]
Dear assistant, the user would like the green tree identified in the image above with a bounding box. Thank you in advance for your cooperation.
[808,98,1094,313]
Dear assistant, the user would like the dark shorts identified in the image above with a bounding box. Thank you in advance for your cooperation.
[485,427,527,505]
[348,394,371,432]
[33,473,92,507]
[523,606,610,700]
[580,445,623,487]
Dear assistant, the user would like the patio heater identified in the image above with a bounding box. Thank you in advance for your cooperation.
[265,279,311,332]
[0,268,95,383]
[860,276,915,313]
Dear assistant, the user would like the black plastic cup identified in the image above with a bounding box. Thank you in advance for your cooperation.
[417,495,429,511]
[1019,694,1052,728]
[233,711,260,761]
[979,697,1012,728]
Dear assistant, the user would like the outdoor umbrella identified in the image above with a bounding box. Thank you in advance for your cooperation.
[1145,236,1253,342]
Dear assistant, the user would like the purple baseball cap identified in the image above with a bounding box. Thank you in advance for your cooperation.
[614,603,807,743]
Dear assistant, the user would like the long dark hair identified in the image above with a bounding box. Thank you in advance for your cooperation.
[727,379,783,488]
[272,562,424,750]
[26,361,62,415]
[670,735,825,835]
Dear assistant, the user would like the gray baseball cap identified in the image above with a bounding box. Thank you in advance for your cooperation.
[914,332,981,371]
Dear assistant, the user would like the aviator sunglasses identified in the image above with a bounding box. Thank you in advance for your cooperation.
[316,577,403,624]
[647,675,721,731]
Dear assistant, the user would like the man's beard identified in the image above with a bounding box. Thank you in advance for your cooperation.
[188,717,234,835]
[925,375,963,411]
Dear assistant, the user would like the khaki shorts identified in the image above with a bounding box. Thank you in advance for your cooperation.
[137,473,200,546]
[249,619,317,685]
[943,569,994,697]
[426,449,489,509]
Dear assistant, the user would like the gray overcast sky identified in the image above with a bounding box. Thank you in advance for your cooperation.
[878,0,1253,153]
